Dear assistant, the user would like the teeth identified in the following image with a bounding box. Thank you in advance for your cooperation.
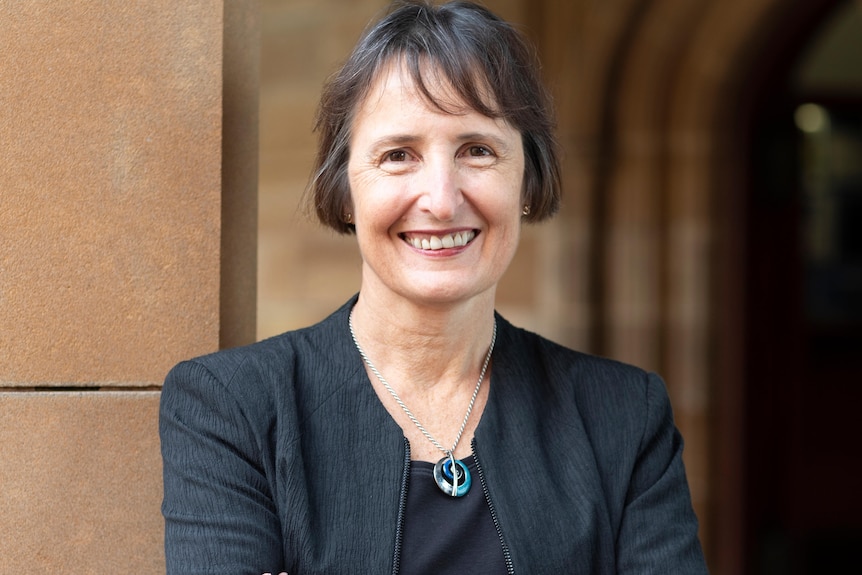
[407,230,475,251]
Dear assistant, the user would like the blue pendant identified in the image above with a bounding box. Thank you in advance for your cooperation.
[433,456,471,497]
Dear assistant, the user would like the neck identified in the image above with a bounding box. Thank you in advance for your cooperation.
[349,289,497,393]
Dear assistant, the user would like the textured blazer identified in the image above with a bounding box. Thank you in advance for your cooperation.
[160,296,708,574]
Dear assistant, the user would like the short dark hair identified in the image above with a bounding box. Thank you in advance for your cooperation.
[309,0,561,234]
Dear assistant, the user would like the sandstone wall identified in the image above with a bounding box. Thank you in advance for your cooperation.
[0,2,257,571]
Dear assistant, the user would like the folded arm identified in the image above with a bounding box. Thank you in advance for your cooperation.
[160,360,285,575]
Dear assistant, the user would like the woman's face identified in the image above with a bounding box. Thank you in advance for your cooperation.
[347,62,525,308]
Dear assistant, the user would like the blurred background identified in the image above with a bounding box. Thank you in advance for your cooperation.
[257,1,862,573]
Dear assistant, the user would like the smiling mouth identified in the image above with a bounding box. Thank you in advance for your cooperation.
[401,230,477,251]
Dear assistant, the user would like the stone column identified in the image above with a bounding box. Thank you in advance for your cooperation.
[0,1,258,571]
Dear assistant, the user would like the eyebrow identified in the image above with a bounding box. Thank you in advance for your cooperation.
[368,134,420,150]
[367,131,514,153]
[457,132,513,153]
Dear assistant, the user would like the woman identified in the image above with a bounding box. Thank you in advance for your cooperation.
[160,1,708,573]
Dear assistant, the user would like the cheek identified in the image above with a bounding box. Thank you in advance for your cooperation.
[348,171,405,230]
[346,169,379,213]
[492,172,527,218]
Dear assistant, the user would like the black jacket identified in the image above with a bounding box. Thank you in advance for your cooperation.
[160,296,708,574]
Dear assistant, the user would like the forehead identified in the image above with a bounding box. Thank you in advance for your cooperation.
[360,59,468,115]
[351,59,504,134]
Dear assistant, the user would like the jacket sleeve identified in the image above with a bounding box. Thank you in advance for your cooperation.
[159,359,284,575]
[615,372,709,574]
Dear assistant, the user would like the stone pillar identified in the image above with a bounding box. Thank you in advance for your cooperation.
[0,1,258,571]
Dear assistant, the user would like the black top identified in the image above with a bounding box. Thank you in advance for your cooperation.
[400,456,507,574]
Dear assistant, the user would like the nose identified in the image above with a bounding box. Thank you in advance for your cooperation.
[416,157,463,221]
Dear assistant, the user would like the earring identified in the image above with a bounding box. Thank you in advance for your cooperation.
[522,205,531,216]
[343,213,353,224]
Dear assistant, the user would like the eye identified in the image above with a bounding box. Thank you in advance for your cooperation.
[458,144,497,167]
[384,150,409,162]
[467,145,493,157]
[378,148,416,174]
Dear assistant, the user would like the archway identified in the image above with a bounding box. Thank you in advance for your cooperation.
[540,0,860,572]
[742,0,862,571]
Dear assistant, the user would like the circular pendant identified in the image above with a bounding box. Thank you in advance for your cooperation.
[433,457,471,497]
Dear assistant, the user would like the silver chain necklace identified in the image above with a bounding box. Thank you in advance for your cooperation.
[348,310,497,497]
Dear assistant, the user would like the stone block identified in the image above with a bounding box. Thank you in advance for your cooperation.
[0,1,224,386]
[0,391,163,572]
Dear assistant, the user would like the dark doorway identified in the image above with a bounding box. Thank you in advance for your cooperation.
[743,1,862,573]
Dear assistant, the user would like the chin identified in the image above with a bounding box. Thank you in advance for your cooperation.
[397,280,495,308]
